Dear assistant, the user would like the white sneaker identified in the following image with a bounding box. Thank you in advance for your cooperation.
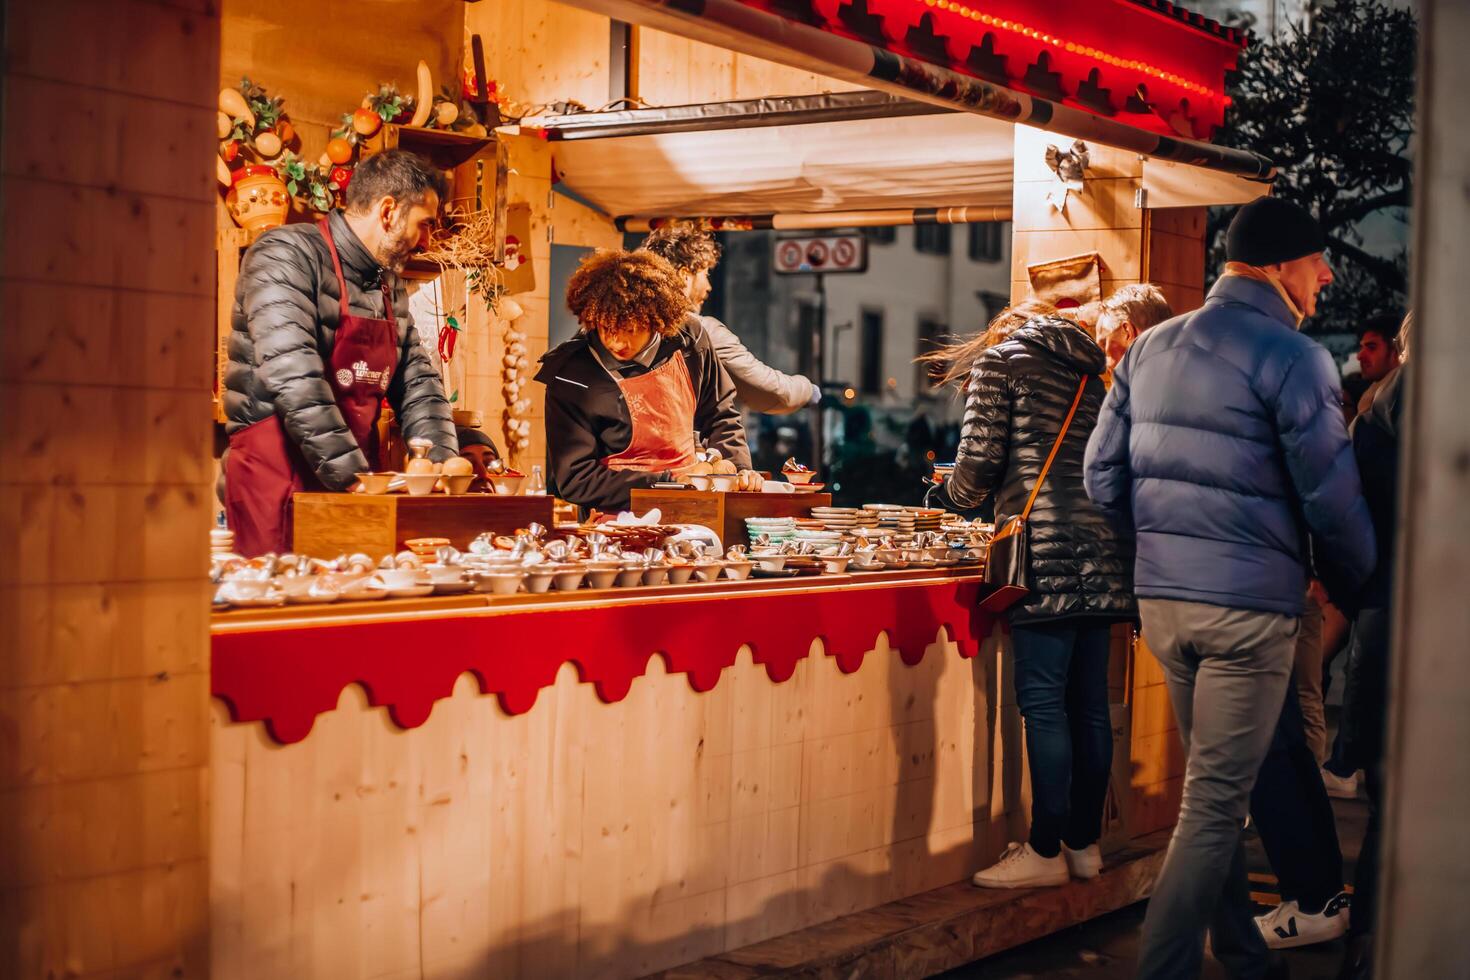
[1255,891,1351,949]
[971,842,1070,889]
[1063,843,1103,879]
[1321,768,1361,800]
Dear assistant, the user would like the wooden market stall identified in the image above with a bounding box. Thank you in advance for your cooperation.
[200,1,1273,978]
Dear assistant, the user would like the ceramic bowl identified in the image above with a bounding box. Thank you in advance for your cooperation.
[666,564,696,585]
[441,474,475,495]
[401,472,439,496]
[722,560,754,580]
[424,564,464,586]
[356,472,393,495]
[552,565,586,591]
[709,474,738,492]
[693,560,725,582]
[783,469,818,484]
[220,578,272,601]
[585,568,619,589]
[371,568,423,590]
[476,571,524,595]
[753,553,786,572]
[615,566,646,588]
[522,569,556,593]
[821,555,853,574]
[491,475,526,495]
[642,566,670,586]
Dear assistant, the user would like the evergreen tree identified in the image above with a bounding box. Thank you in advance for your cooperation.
[1210,0,1417,332]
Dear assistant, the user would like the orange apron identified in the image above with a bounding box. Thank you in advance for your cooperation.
[601,352,699,473]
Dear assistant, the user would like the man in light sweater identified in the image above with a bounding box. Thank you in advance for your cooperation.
[640,225,821,415]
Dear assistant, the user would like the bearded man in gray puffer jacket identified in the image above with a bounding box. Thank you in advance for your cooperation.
[222,150,457,556]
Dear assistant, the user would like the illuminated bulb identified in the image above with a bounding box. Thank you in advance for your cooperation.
[1065,41,1077,52]
[980,13,992,23]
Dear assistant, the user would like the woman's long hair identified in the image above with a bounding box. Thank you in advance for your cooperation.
[919,299,1059,389]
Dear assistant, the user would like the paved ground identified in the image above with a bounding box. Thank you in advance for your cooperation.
[939,798,1366,978]
[942,692,1368,980]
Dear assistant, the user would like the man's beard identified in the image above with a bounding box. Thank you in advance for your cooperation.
[377,217,417,273]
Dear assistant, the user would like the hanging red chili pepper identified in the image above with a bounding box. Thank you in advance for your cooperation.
[438,313,460,364]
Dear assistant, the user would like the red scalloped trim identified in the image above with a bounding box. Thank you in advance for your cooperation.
[212,578,993,744]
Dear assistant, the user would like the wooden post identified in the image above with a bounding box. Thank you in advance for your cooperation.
[1377,1,1470,974]
[1008,124,1203,838]
[0,1,220,975]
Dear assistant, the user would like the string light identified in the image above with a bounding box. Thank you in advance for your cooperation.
[913,0,1216,98]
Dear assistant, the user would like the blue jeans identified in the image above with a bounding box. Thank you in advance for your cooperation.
[1009,620,1115,857]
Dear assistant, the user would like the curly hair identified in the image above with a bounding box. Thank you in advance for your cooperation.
[565,249,689,340]
[639,223,722,272]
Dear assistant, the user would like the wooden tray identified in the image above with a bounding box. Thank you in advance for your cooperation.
[629,489,832,549]
[292,492,554,558]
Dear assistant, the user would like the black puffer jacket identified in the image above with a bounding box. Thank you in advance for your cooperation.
[224,211,456,490]
[944,317,1135,624]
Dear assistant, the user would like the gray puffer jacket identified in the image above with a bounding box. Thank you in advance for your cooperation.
[224,211,456,490]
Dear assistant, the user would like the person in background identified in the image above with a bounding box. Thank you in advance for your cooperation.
[536,249,757,514]
[455,426,501,493]
[1354,313,1403,415]
[1335,311,1410,980]
[935,303,1135,891]
[222,150,457,556]
[1094,283,1175,374]
[1085,196,1376,980]
[640,225,821,415]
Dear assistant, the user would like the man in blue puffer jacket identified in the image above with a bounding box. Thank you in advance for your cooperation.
[1084,197,1376,980]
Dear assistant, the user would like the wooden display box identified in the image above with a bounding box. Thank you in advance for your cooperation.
[629,489,832,549]
[292,493,554,558]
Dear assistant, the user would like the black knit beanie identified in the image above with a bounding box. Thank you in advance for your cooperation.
[456,426,500,456]
[1226,197,1326,266]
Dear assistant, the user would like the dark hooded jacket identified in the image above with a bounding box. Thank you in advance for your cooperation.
[223,210,456,490]
[534,318,750,512]
[943,316,1135,624]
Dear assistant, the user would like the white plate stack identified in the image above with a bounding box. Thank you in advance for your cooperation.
[211,525,236,556]
[809,506,880,534]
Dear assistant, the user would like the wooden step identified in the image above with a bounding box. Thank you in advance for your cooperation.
[644,830,1174,980]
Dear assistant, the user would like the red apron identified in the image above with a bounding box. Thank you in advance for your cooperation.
[602,352,699,473]
[225,218,399,556]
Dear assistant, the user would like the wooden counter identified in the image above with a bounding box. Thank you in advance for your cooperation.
[209,570,1181,980]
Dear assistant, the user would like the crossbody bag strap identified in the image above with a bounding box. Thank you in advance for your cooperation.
[1019,375,1089,521]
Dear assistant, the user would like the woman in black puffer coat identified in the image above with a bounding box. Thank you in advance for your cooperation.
[941,310,1135,889]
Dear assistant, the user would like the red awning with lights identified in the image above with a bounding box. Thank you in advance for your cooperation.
[739,0,1244,140]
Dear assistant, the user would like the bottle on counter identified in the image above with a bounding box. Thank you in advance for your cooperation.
[524,464,547,496]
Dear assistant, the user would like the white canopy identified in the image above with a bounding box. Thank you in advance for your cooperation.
[527,94,1269,220]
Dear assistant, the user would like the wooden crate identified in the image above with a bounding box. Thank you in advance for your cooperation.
[292,492,554,557]
[629,489,832,549]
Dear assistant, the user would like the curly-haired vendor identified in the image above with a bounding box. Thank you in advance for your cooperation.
[534,249,759,512]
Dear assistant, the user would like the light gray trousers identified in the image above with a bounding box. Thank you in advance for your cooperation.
[1136,598,1299,980]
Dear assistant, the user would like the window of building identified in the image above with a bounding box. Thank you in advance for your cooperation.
[916,315,947,394]
[913,224,951,256]
[968,222,1006,263]
[859,309,885,395]
[863,225,897,245]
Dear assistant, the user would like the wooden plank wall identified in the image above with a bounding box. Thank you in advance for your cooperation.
[0,0,221,976]
[220,0,465,155]
[211,632,1033,979]
[1008,124,1193,836]
[1144,206,1208,319]
[633,29,862,106]
[1010,123,1147,303]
